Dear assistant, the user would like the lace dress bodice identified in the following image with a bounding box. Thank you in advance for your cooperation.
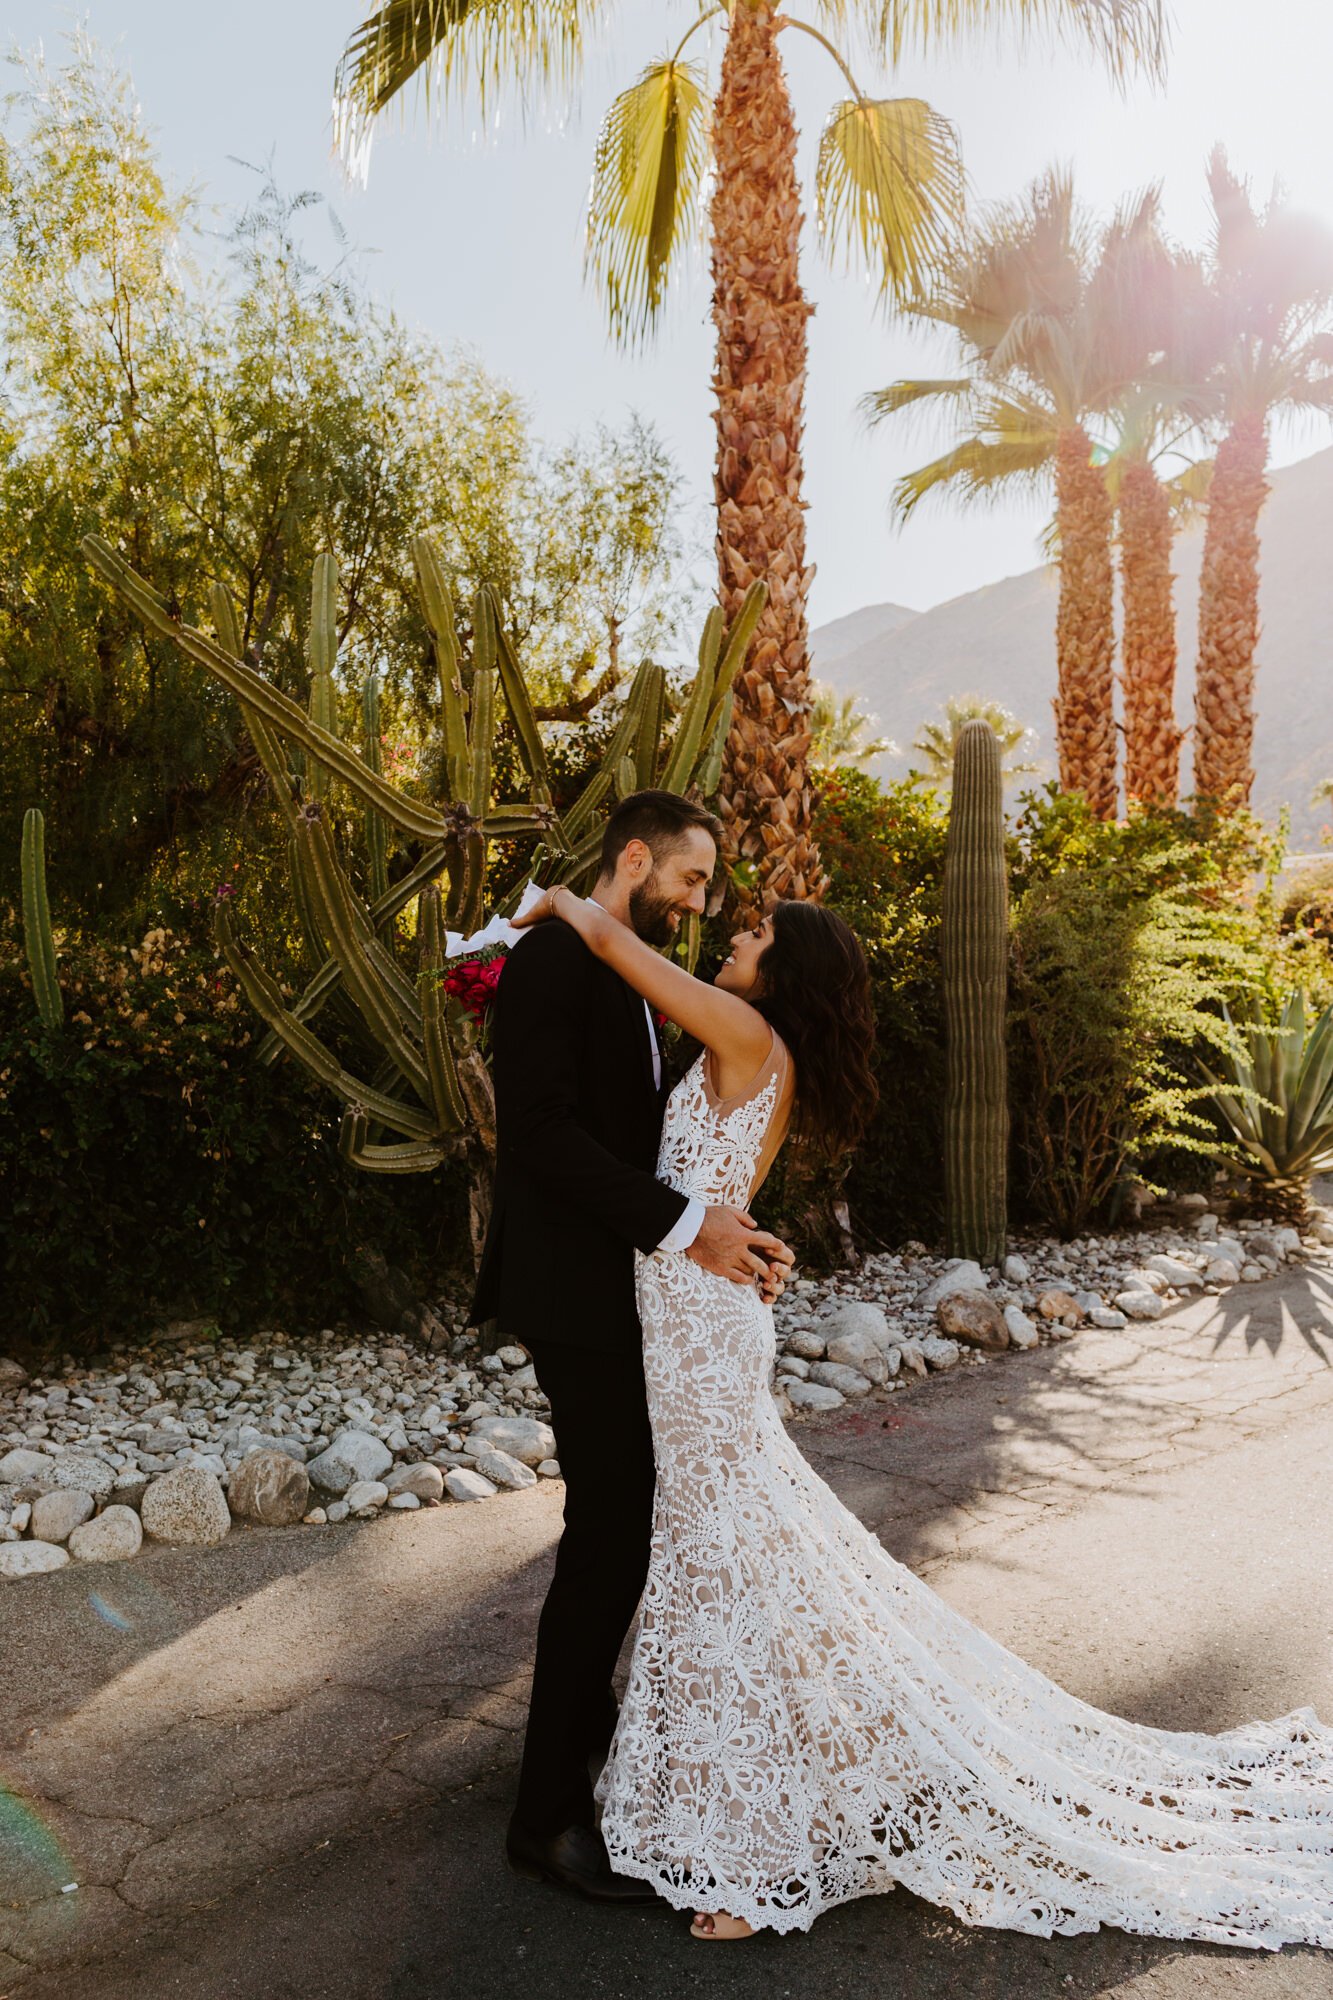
[596,1038,1333,1946]
[654,1035,790,1210]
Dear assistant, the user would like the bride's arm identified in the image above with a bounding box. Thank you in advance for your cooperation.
[514,887,772,1072]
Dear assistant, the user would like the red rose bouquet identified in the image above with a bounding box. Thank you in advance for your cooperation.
[443,946,506,1025]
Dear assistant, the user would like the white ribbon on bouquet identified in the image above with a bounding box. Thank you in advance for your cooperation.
[441,879,547,961]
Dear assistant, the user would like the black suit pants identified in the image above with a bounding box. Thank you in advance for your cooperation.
[512,1338,656,1836]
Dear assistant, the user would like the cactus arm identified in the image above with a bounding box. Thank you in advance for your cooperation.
[20,808,63,1033]
[211,583,302,834]
[660,655,715,795]
[542,824,606,893]
[417,885,468,1132]
[701,579,767,748]
[82,536,449,841]
[487,588,552,798]
[454,829,486,937]
[256,836,453,1062]
[467,585,496,824]
[696,689,734,797]
[306,554,339,803]
[632,663,666,788]
[361,673,390,907]
[942,719,1009,1265]
[562,658,658,840]
[215,906,438,1137]
[468,667,495,823]
[411,534,468,796]
[293,810,433,1102]
[339,1108,452,1172]
[697,603,725,680]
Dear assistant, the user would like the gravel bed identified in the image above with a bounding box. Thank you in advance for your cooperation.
[1,1198,1327,1579]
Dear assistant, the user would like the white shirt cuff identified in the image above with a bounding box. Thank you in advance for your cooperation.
[657,1195,706,1254]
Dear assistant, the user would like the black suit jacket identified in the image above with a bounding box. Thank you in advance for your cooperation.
[469,921,689,1353]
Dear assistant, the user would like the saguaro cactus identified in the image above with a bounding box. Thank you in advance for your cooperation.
[20,807,63,1033]
[942,719,1008,1265]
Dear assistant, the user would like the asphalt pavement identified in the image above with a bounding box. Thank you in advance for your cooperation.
[3,1259,1332,2000]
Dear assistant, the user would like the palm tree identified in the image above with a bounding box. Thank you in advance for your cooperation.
[1096,216,1213,809]
[1191,150,1333,811]
[867,173,1167,820]
[810,682,894,767]
[335,5,1166,902]
[912,693,1038,787]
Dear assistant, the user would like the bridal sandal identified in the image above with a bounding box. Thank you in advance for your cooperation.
[690,1911,755,1941]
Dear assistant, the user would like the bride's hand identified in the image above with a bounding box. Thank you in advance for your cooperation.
[509,886,562,929]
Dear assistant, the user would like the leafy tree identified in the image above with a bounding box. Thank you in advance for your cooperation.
[0,35,692,929]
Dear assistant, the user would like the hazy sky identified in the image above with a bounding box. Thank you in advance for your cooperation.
[9,3,1333,626]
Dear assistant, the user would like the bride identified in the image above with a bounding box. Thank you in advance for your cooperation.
[513,882,1333,1949]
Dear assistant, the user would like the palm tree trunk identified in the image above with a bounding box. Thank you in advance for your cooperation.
[1193,415,1267,809]
[1119,458,1181,807]
[710,1,823,907]
[1053,426,1117,818]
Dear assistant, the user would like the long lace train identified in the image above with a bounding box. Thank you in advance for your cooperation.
[596,1039,1333,1943]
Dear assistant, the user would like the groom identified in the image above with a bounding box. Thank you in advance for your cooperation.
[472,789,793,1902]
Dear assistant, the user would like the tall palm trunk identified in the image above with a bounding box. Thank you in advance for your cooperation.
[1053,426,1117,818]
[710,1,823,907]
[1193,414,1267,809]
[1118,458,1181,806]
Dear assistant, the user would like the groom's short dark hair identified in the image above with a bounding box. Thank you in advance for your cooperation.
[599,790,723,877]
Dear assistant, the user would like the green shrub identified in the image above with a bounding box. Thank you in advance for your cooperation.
[0,926,468,1360]
[1006,788,1267,1235]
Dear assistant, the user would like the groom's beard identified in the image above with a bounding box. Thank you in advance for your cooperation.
[629,870,685,947]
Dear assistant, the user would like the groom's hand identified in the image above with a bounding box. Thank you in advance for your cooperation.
[688,1206,795,1288]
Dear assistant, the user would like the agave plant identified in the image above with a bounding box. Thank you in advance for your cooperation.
[1199,990,1333,1223]
[82,531,764,1258]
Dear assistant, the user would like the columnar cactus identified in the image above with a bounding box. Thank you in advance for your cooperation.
[20,807,63,1033]
[81,532,765,1221]
[941,718,1009,1265]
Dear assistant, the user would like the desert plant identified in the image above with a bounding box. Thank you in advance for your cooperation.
[82,531,764,1257]
[1198,991,1333,1223]
[941,721,1008,1263]
[20,807,63,1033]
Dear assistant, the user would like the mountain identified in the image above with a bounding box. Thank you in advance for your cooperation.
[810,445,1333,844]
[809,600,919,678]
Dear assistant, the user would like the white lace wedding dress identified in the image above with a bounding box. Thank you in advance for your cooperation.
[596,1032,1333,1944]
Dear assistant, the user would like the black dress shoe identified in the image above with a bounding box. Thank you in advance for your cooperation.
[505,1821,658,1904]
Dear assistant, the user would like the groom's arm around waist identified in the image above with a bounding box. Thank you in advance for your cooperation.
[494,925,690,1254]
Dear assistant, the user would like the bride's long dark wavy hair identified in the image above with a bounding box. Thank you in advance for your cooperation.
[751,902,878,1155]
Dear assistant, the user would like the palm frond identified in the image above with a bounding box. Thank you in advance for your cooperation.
[584,58,712,347]
[333,0,597,179]
[873,0,1168,81]
[860,377,971,425]
[891,429,1052,521]
[816,96,964,305]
